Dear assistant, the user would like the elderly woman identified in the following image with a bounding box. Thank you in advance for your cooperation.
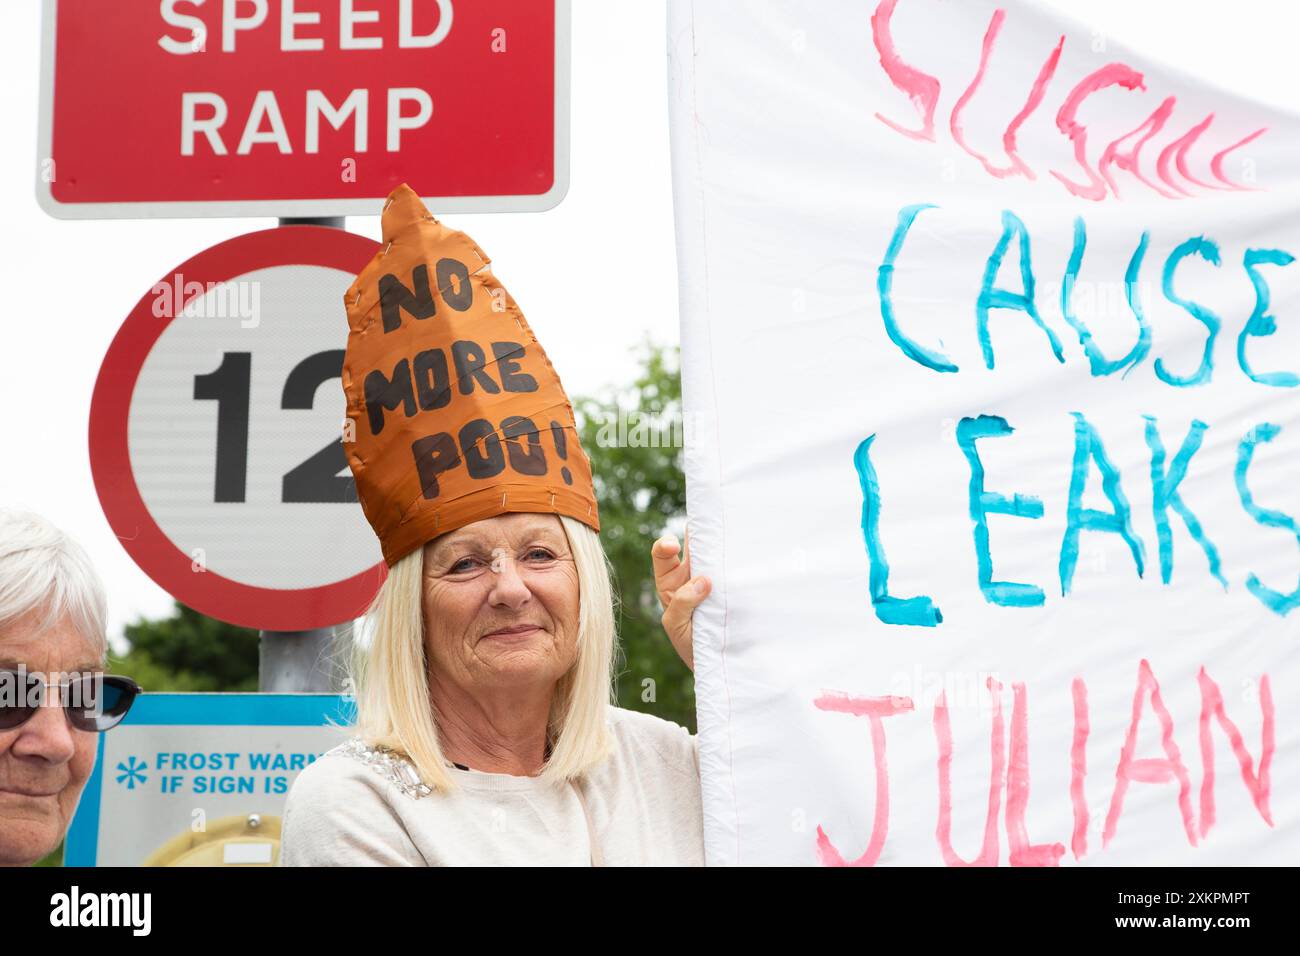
[280,514,711,866]
[279,186,713,866]
[0,509,140,867]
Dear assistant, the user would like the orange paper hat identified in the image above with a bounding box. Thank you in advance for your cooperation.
[342,184,600,567]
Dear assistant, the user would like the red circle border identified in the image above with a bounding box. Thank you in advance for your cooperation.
[89,226,387,631]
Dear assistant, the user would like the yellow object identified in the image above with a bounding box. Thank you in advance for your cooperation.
[142,813,281,867]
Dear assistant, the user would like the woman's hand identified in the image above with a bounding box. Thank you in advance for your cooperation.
[651,531,711,674]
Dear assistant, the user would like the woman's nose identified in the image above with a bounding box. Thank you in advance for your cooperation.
[487,552,532,608]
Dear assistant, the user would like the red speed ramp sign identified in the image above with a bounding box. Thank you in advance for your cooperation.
[38,0,569,218]
[90,227,386,630]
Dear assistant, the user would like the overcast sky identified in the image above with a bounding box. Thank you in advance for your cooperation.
[1,0,1295,648]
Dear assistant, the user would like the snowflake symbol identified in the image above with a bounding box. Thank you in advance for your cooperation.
[115,756,148,790]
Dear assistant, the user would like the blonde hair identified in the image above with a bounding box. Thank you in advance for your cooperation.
[349,515,617,792]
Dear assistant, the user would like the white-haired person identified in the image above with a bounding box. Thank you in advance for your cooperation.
[278,185,712,866]
[0,509,141,866]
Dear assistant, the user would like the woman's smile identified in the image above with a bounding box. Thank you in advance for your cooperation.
[479,623,544,642]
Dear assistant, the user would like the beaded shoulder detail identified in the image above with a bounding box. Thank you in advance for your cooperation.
[331,736,433,800]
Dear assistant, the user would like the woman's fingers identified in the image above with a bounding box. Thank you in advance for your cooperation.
[651,529,711,673]
[652,533,691,600]
[660,576,711,673]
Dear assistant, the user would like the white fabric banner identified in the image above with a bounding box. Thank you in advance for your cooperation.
[669,0,1300,865]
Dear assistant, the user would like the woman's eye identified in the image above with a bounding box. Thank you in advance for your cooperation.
[525,548,555,562]
[449,557,481,573]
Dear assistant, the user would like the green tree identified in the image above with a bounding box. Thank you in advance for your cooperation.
[575,341,695,731]
[113,602,260,693]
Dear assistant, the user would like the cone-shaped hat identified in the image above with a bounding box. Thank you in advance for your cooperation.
[342,184,599,566]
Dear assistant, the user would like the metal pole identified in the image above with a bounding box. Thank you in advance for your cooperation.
[259,626,348,692]
[258,214,350,692]
[278,216,346,228]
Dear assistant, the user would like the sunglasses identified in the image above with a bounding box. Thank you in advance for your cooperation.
[0,669,142,733]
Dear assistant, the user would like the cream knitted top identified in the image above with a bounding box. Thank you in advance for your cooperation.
[277,706,705,866]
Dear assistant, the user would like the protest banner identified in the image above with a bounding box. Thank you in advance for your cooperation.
[669,0,1299,864]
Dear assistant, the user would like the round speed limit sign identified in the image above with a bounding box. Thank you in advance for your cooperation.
[90,227,386,630]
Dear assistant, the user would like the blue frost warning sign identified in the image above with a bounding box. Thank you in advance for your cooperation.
[66,694,355,866]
